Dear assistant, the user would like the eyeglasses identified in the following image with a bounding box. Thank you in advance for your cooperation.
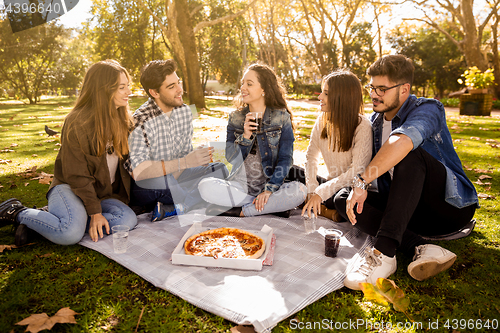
[364,83,406,96]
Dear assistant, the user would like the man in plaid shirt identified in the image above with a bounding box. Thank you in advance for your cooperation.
[126,60,227,221]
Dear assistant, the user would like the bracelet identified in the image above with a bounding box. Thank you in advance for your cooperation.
[352,174,370,191]
[357,173,366,182]
[162,160,167,176]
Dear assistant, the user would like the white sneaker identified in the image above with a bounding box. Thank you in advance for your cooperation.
[344,248,397,290]
[407,244,456,281]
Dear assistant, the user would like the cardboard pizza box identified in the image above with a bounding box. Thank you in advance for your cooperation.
[171,223,274,271]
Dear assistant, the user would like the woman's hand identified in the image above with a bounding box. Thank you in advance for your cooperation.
[243,113,257,139]
[302,193,322,218]
[253,190,272,212]
[89,213,110,242]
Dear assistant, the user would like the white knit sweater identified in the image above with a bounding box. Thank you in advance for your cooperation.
[305,114,373,201]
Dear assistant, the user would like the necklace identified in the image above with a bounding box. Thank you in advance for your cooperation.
[106,141,114,155]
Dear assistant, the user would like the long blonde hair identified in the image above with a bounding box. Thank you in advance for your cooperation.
[320,69,364,152]
[65,60,132,159]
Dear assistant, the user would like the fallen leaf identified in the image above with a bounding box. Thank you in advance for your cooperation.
[474,169,493,173]
[0,159,12,164]
[31,172,54,185]
[24,183,29,187]
[10,143,18,147]
[16,307,79,333]
[0,244,17,253]
[470,136,481,140]
[479,175,493,180]
[478,193,496,199]
[360,278,411,316]
[230,325,257,333]
[474,180,485,185]
[32,154,38,157]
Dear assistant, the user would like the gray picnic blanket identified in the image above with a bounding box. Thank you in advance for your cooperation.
[79,209,373,333]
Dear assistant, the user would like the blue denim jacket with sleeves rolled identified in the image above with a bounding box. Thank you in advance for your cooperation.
[370,94,478,208]
[225,106,294,193]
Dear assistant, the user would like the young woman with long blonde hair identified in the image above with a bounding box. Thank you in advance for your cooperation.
[0,60,137,245]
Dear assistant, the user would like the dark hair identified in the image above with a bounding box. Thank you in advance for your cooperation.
[320,69,364,152]
[234,62,294,127]
[367,54,414,86]
[140,59,177,98]
[67,59,132,158]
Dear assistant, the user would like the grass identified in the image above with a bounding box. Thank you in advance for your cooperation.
[1,97,500,332]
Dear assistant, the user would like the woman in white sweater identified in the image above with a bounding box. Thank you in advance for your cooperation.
[302,69,372,219]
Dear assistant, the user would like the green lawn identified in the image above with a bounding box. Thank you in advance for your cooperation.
[1,97,499,332]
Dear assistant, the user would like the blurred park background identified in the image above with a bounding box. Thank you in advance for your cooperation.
[2,0,500,109]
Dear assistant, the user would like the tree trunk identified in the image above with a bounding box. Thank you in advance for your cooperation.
[492,12,500,98]
[174,0,205,109]
[461,0,488,70]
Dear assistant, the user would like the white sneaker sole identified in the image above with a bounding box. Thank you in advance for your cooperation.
[408,253,457,281]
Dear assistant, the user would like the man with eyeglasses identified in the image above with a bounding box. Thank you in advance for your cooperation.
[334,54,478,290]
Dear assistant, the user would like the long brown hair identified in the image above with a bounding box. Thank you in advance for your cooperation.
[320,69,364,152]
[65,60,132,159]
[234,63,294,128]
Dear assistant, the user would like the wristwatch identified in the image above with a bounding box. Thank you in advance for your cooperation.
[352,173,370,190]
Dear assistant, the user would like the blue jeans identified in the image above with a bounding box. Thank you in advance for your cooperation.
[198,178,307,216]
[17,184,137,245]
[131,162,228,209]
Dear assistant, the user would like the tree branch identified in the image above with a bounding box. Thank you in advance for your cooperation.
[193,0,258,33]
[403,17,462,50]
[190,4,204,17]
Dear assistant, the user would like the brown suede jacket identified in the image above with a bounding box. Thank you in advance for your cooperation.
[48,111,131,216]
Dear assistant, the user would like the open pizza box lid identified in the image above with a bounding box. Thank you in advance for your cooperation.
[171,223,274,271]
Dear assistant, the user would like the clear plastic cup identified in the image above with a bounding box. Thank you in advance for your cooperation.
[112,225,129,254]
[303,213,317,234]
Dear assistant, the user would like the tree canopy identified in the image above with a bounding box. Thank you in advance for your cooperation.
[3,0,500,100]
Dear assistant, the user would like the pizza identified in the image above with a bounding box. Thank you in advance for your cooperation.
[184,227,265,259]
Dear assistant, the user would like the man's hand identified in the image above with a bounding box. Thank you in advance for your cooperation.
[346,187,368,225]
[253,190,272,212]
[89,213,110,242]
[302,193,322,218]
[184,147,213,168]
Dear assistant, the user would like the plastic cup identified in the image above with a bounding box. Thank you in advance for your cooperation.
[324,229,342,258]
[112,225,129,254]
[254,112,263,132]
[303,213,317,234]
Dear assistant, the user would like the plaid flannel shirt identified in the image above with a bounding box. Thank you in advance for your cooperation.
[125,99,193,173]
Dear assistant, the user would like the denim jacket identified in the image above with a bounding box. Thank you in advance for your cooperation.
[370,95,478,208]
[226,106,294,193]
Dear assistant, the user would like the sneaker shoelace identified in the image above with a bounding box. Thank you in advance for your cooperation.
[412,245,425,261]
[357,248,382,276]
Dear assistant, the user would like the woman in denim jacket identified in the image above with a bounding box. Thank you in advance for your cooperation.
[199,63,306,217]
